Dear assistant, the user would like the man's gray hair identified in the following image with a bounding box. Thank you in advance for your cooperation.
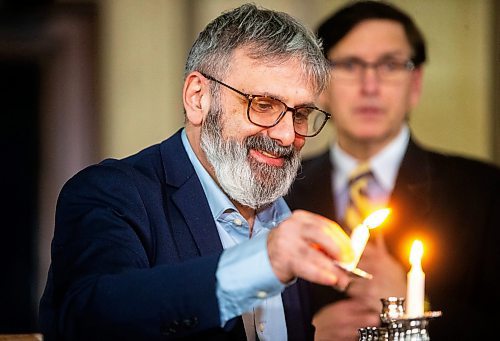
[185,3,330,95]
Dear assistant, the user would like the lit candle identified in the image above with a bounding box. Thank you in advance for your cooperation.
[406,240,425,317]
[343,208,391,271]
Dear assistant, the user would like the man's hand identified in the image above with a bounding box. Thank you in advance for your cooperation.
[351,233,406,311]
[267,210,354,288]
[313,299,380,341]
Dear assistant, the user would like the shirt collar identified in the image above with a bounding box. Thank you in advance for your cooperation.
[331,125,410,193]
[181,129,290,227]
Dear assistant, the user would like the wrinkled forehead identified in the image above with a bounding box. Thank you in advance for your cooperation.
[225,46,321,96]
[226,50,315,99]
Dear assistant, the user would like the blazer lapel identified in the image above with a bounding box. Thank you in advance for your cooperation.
[282,280,313,341]
[173,177,224,256]
[385,137,433,257]
[310,151,337,221]
[160,130,223,257]
[289,150,337,221]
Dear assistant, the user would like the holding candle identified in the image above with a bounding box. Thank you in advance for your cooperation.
[342,208,390,271]
[406,240,425,317]
[346,223,370,271]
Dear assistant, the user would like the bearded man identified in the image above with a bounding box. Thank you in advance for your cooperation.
[39,4,355,341]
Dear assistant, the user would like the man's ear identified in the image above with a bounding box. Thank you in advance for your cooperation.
[183,72,210,125]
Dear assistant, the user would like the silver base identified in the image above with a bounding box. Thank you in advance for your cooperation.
[358,297,442,341]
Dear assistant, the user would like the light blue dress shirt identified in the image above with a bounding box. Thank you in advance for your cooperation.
[331,125,410,221]
[181,130,289,341]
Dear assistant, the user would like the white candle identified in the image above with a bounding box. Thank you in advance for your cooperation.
[406,240,425,317]
[342,208,391,271]
[345,223,370,271]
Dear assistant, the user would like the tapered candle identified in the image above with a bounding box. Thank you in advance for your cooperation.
[343,224,369,271]
[406,240,425,317]
[343,208,391,271]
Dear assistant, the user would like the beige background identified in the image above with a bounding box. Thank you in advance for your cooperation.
[99,0,495,163]
[35,0,497,302]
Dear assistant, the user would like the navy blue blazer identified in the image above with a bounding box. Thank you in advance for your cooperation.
[40,129,314,340]
[285,138,500,340]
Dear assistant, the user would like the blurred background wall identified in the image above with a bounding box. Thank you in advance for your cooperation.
[100,0,497,162]
[0,0,498,334]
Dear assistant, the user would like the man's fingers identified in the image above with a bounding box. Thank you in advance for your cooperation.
[299,212,354,263]
[268,210,355,286]
[323,221,355,263]
[293,243,347,286]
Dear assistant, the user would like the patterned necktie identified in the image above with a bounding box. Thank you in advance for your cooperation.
[344,162,373,232]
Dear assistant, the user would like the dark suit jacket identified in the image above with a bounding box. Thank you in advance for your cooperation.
[285,138,500,340]
[39,129,314,341]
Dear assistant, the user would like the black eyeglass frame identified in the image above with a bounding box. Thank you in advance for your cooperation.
[329,58,415,80]
[199,72,331,137]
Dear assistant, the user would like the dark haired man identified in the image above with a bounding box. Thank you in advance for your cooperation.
[286,1,500,340]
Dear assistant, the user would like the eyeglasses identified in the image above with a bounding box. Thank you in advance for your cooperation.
[200,72,331,137]
[329,58,415,82]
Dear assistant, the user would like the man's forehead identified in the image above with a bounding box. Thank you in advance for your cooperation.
[228,47,299,70]
[227,50,315,93]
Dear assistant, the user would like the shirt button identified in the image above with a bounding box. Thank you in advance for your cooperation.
[233,218,242,226]
[256,291,267,299]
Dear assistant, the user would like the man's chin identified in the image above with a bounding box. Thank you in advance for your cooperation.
[343,128,388,143]
[249,163,286,184]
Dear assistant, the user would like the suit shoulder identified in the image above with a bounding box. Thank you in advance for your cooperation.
[62,142,165,200]
[429,150,500,176]
[298,149,331,176]
[108,143,164,178]
[422,149,500,191]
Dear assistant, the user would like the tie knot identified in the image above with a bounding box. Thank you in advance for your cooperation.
[348,162,372,186]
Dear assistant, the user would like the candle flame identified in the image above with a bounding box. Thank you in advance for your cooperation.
[409,240,424,266]
[363,208,391,229]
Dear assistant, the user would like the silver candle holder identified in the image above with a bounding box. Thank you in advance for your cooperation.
[358,297,442,340]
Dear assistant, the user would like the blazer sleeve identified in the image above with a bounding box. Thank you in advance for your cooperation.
[43,162,223,340]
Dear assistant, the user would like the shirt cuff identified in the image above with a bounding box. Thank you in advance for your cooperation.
[216,231,285,326]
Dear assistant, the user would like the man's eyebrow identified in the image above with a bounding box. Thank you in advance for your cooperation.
[332,50,410,61]
[376,51,410,60]
[295,101,317,108]
[257,91,317,108]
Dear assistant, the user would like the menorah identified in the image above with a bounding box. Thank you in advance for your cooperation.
[358,297,442,341]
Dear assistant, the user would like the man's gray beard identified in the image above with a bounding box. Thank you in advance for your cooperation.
[200,106,301,210]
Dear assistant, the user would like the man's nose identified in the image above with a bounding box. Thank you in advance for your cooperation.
[266,110,296,146]
[360,66,381,95]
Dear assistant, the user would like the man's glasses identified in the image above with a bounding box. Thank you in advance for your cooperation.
[329,58,415,82]
[200,72,331,137]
